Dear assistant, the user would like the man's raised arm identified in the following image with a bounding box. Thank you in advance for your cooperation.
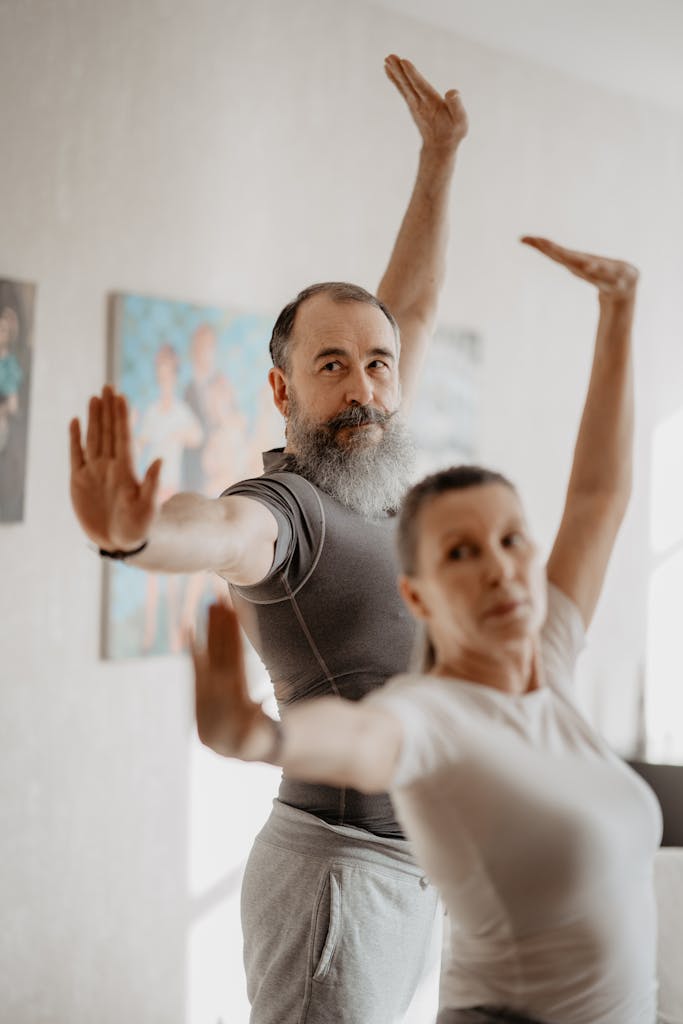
[69,385,277,582]
[377,55,468,409]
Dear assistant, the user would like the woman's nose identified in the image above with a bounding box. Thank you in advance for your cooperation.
[483,547,515,584]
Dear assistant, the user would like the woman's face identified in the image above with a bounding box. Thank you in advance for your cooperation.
[400,483,547,659]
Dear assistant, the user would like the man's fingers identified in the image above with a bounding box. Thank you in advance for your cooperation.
[85,395,101,459]
[69,418,85,472]
[385,55,421,107]
[399,57,443,105]
[141,458,162,505]
[114,394,134,470]
[101,385,115,459]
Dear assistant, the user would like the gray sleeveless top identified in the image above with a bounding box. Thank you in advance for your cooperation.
[223,449,416,838]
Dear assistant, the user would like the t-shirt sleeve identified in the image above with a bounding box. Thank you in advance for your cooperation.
[541,581,586,691]
[222,472,324,600]
[365,675,444,789]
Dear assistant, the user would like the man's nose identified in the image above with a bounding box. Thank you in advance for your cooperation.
[345,368,374,407]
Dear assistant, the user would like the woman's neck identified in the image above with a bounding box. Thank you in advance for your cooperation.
[432,638,541,696]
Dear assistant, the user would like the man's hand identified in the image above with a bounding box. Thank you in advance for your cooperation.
[385,54,468,155]
[69,385,161,551]
[521,237,639,304]
[191,602,276,760]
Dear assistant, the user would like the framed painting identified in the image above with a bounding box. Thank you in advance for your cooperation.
[103,292,284,659]
[0,278,36,523]
[410,323,483,476]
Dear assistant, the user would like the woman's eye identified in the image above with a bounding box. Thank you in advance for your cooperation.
[448,544,473,560]
[503,532,524,548]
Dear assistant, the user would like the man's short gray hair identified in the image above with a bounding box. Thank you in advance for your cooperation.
[269,282,400,372]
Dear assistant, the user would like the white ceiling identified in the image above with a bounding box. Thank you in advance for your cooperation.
[371,0,683,112]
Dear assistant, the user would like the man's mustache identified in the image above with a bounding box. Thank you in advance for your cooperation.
[325,405,395,433]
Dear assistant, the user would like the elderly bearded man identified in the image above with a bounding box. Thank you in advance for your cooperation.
[70,56,468,1024]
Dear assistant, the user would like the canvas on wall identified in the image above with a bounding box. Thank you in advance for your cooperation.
[409,323,483,477]
[104,292,284,660]
[0,278,36,523]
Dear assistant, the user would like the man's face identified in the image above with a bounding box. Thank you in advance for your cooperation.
[270,293,401,450]
[267,294,413,518]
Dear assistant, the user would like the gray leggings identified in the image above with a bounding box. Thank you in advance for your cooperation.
[437,1010,552,1024]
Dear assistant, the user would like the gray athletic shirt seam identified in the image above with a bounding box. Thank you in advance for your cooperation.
[280,573,347,823]
[233,474,348,824]
[231,477,327,605]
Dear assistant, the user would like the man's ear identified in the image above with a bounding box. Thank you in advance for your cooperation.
[269,367,289,418]
[398,574,430,621]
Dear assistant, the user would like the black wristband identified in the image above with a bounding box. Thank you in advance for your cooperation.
[99,540,149,561]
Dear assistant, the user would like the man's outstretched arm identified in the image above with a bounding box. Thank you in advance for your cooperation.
[69,386,277,581]
[377,55,468,410]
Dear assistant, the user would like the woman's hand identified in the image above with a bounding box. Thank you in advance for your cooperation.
[191,602,278,761]
[521,236,638,304]
[69,385,161,551]
[385,54,468,155]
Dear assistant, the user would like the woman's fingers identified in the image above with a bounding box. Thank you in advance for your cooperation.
[206,602,250,698]
[521,236,638,293]
[69,418,85,472]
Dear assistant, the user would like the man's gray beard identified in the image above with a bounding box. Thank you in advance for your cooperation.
[285,399,415,519]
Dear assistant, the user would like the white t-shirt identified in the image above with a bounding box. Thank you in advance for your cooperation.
[366,584,662,1024]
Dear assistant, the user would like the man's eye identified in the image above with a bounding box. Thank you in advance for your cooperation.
[369,360,388,370]
[321,361,341,372]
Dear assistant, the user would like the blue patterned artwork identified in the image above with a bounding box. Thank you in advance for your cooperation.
[409,323,483,478]
[0,278,36,523]
[104,292,284,660]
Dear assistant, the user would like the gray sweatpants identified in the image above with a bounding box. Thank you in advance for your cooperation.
[241,799,441,1024]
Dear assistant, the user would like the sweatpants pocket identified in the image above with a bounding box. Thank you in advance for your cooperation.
[311,871,342,981]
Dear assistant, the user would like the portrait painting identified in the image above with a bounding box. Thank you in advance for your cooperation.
[0,278,36,523]
[104,292,283,659]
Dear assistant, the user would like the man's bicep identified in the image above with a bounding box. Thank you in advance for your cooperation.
[215,494,281,586]
[395,313,433,411]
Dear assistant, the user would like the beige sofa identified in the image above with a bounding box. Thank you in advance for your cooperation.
[655,847,683,1023]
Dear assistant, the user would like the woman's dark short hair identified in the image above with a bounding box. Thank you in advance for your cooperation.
[269,282,399,372]
[397,464,517,575]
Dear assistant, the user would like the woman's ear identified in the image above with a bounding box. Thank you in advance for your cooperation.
[398,574,430,621]
[268,367,289,418]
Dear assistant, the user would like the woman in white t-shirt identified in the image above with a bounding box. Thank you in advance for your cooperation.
[192,239,661,1024]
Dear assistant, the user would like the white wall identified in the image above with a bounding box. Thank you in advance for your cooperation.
[2,1,682,1021]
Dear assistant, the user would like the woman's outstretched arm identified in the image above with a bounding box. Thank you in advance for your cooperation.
[523,236,638,628]
[192,603,403,794]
